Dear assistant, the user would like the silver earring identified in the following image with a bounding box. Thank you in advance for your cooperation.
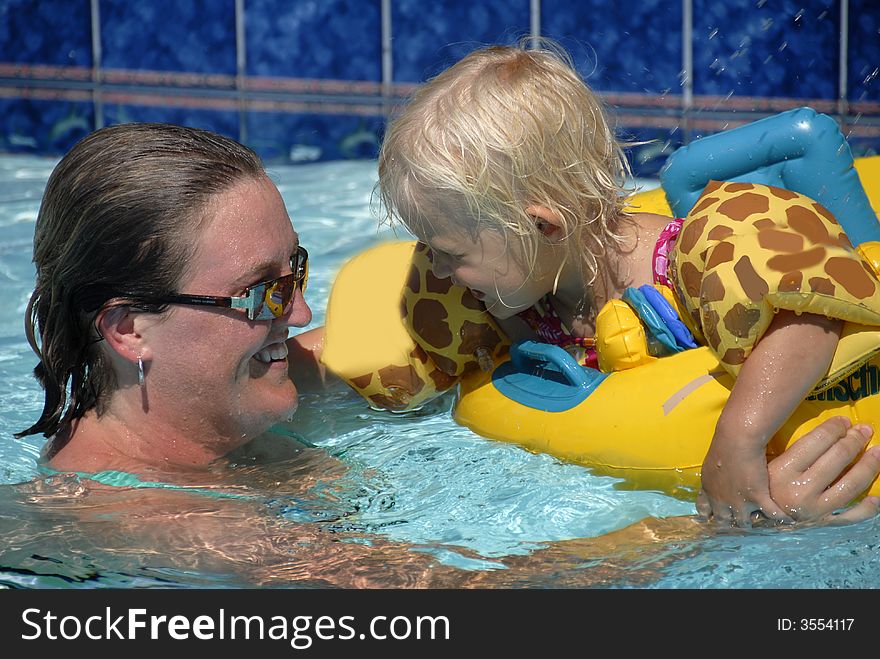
[137,356,145,387]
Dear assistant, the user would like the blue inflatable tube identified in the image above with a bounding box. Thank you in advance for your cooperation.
[660,107,880,246]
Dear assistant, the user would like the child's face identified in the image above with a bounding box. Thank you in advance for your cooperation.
[419,219,560,320]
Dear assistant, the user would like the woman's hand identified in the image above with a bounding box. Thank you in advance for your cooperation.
[765,416,880,525]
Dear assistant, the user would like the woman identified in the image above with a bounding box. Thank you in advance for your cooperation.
[12,123,879,589]
[19,122,312,480]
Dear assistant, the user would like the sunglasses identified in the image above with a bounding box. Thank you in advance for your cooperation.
[152,246,308,321]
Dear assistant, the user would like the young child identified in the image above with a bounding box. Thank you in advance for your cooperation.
[377,43,872,527]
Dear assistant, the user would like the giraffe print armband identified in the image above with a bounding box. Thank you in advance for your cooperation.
[322,241,509,413]
[669,180,880,379]
[402,242,509,377]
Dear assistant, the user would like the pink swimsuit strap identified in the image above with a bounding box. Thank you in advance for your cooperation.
[516,218,684,369]
[517,296,598,369]
[653,217,685,286]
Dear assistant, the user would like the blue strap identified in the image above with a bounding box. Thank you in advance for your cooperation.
[37,465,253,500]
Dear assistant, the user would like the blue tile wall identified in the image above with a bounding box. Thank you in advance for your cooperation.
[0,0,876,165]
[849,0,880,103]
[692,0,838,99]
[850,135,879,159]
[245,112,384,164]
[542,0,683,95]
[101,0,236,74]
[391,0,530,83]
[0,0,92,66]
[247,0,381,80]
[101,104,239,139]
[620,125,687,178]
[0,98,93,153]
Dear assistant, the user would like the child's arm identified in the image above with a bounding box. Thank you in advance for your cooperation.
[699,309,843,526]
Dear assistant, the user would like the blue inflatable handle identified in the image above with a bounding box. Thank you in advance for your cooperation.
[660,107,880,246]
[493,341,607,412]
[511,341,593,389]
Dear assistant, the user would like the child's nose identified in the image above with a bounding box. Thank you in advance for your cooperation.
[430,253,453,279]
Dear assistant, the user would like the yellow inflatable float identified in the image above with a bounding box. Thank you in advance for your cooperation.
[321,107,880,496]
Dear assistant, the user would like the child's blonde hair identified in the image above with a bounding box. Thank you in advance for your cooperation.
[378,41,634,294]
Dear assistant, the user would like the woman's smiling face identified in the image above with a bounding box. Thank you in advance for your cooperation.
[140,176,312,448]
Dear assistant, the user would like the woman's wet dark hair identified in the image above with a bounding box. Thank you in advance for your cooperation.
[17,123,265,439]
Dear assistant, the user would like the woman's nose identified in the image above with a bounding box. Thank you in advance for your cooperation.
[284,288,312,328]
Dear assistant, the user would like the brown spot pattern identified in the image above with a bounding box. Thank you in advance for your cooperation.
[412,299,452,348]
[734,255,770,301]
[813,202,838,225]
[752,218,776,230]
[428,367,458,391]
[691,195,721,216]
[678,215,709,254]
[350,373,374,389]
[427,350,458,375]
[707,225,735,241]
[778,271,803,292]
[769,187,799,201]
[758,229,804,253]
[808,276,835,295]
[825,257,878,299]
[721,348,747,365]
[680,261,703,297]
[724,183,756,193]
[717,192,770,221]
[766,246,827,272]
[787,205,832,245]
[426,269,453,294]
[410,345,429,364]
[702,180,725,195]
[700,270,727,302]
[723,303,762,338]
[705,241,736,270]
[460,289,483,310]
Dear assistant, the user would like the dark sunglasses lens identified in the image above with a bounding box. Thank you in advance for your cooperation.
[295,247,309,293]
[253,275,296,320]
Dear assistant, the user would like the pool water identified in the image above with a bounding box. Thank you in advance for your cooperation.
[1,154,879,588]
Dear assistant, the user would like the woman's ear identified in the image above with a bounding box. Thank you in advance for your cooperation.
[525,204,564,239]
[95,305,149,363]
